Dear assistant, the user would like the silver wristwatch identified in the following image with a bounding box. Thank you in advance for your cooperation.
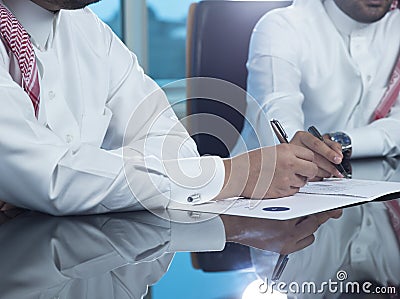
[328,132,352,158]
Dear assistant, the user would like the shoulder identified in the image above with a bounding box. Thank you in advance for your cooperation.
[383,8,400,28]
[254,1,321,35]
[255,6,296,32]
[58,7,117,52]
[60,7,108,29]
[374,8,400,44]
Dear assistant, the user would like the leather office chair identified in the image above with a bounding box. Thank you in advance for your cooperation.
[187,0,292,157]
[187,0,292,272]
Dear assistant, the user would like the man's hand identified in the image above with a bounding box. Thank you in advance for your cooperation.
[215,144,318,200]
[0,200,15,211]
[221,209,342,254]
[290,131,344,180]
[0,200,22,225]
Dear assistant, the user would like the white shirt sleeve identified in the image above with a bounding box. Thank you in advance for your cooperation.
[0,14,225,215]
[345,95,400,158]
[245,15,306,141]
[102,25,225,208]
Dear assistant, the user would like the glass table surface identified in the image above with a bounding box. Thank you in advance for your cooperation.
[1,158,400,299]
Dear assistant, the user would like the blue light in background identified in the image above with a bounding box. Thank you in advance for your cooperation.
[90,0,120,22]
[147,0,200,21]
[89,0,122,39]
[90,0,198,22]
[153,253,256,299]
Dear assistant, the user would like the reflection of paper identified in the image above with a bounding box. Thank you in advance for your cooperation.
[168,179,400,220]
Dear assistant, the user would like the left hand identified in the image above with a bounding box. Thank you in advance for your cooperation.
[290,131,344,181]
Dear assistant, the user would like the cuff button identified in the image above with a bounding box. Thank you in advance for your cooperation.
[187,194,201,203]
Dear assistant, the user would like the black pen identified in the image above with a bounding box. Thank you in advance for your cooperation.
[270,119,289,144]
[307,126,350,179]
[269,119,290,281]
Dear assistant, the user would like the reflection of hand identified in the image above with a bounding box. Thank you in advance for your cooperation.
[0,206,23,225]
[221,209,342,255]
[217,145,318,200]
[0,200,23,225]
[0,201,15,211]
[290,131,343,180]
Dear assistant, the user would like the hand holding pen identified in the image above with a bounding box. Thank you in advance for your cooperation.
[307,126,350,179]
[289,127,346,180]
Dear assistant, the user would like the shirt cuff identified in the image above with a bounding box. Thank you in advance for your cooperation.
[168,213,226,252]
[344,127,384,158]
[163,156,225,205]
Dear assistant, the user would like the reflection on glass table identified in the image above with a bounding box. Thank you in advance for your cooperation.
[0,206,340,299]
[2,158,398,299]
[251,158,400,299]
[0,210,225,299]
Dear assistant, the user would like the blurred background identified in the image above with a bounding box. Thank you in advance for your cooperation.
[91,0,197,82]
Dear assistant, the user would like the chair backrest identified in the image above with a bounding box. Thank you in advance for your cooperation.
[187,0,292,273]
[187,0,292,158]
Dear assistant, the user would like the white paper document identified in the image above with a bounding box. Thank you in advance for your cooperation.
[167,179,400,220]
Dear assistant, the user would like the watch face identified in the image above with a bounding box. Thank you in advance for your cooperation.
[330,133,350,146]
[330,132,352,159]
[337,134,351,147]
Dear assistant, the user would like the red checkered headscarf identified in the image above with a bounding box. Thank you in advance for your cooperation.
[0,4,40,117]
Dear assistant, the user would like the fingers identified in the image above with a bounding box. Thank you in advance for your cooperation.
[291,235,316,253]
[290,175,308,188]
[330,209,343,219]
[242,141,337,200]
[314,152,343,178]
[309,176,324,182]
[292,153,319,179]
[306,134,342,164]
[292,131,343,165]
[279,210,343,254]
[292,131,345,178]
[291,144,315,162]
[280,216,319,254]
[295,215,319,239]
[282,210,343,253]
[312,153,334,178]
[263,144,318,198]
[323,137,343,156]
[0,202,15,211]
[316,209,343,224]
[278,144,318,179]
[290,210,343,252]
